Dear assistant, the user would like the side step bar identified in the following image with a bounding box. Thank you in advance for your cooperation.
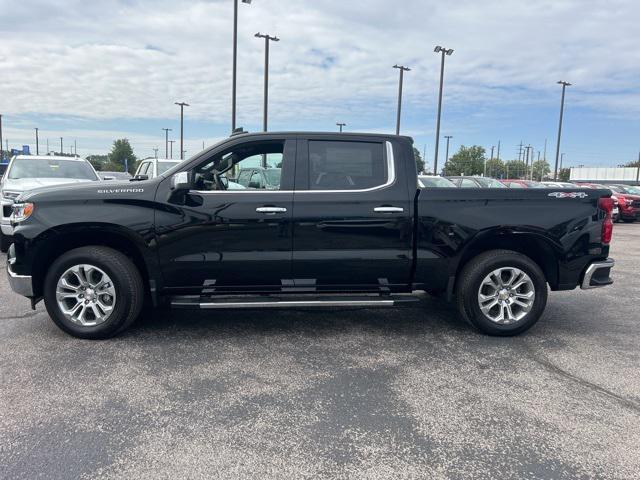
[170,294,420,310]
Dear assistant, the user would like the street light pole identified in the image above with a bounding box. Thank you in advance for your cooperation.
[232,0,253,132]
[444,135,452,174]
[169,140,175,159]
[393,65,410,135]
[35,128,39,155]
[433,46,454,176]
[553,80,571,180]
[162,128,172,158]
[60,137,63,155]
[175,102,189,160]
[255,32,279,133]
[336,122,346,133]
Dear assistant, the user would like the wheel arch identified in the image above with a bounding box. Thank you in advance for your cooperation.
[29,223,160,302]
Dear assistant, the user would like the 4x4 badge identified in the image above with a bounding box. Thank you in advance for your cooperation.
[548,192,588,199]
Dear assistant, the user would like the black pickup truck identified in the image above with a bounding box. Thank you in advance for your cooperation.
[6,132,615,339]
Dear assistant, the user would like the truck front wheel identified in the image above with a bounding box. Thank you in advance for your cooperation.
[43,246,144,339]
[456,250,548,336]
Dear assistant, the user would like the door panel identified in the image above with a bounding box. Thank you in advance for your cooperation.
[291,139,413,291]
[155,138,296,293]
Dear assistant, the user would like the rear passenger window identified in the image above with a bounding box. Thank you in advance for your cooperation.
[460,179,477,188]
[308,141,387,191]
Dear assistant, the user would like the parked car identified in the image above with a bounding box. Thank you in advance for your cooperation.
[134,158,182,180]
[235,167,282,190]
[540,181,578,188]
[6,132,614,339]
[0,162,8,180]
[1,155,101,252]
[447,176,507,188]
[606,185,640,222]
[499,179,546,189]
[418,175,456,188]
[101,171,132,181]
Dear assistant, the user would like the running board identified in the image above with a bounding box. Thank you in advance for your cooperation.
[170,294,420,310]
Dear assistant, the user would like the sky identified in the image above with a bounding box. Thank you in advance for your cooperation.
[0,0,639,169]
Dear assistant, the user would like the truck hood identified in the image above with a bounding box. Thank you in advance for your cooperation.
[2,177,96,194]
[18,177,157,203]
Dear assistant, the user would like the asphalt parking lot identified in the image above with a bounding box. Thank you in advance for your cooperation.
[1,225,639,480]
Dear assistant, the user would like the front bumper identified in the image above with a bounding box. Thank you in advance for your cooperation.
[581,258,615,290]
[6,244,34,297]
[1,199,14,235]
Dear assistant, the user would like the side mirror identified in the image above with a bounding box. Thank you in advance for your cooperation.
[171,171,191,191]
[102,175,116,181]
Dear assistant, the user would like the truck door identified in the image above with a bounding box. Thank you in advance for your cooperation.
[155,137,295,293]
[291,137,413,292]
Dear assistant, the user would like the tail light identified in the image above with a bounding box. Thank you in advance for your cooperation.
[598,197,614,245]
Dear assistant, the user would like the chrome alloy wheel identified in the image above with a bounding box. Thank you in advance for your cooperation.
[56,264,116,326]
[477,267,535,324]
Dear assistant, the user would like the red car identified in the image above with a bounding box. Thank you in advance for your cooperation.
[577,183,637,223]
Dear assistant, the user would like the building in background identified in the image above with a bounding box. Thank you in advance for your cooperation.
[570,167,640,185]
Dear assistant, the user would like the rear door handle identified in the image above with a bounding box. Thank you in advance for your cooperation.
[256,206,287,214]
[373,206,404,213]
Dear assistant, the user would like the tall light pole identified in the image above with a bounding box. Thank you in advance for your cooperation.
[255,32,279,133]
[444,135,452,174]
[175,102,189,160]
[60,137,63,155]
[35,128,39,155]
[232,0,253,133]
[162,128,172,158]
[554,80,571,180]
[393,65,410,135]
[0,114,3,160]
[433,46,454,176]
[336,122,346,132]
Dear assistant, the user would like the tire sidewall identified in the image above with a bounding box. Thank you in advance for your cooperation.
[44,250,134,339]
[463,254,548,336]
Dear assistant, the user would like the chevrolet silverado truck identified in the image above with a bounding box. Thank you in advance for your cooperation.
[6,132,615,339]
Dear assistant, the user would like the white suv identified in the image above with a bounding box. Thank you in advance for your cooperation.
[134,158,181,180]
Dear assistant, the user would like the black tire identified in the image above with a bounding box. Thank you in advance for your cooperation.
[44,246,144,339]
[0,232,11,253]
[455,249,548,337]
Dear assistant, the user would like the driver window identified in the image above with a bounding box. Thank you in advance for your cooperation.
[193,141,284,191]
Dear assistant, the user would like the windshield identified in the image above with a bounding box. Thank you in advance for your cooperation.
[157,161,181,176]
[475,177,507,188]
[419,176,456,188]
[618,185,640,194]
[8,158,98,180]
[265,168,282,186]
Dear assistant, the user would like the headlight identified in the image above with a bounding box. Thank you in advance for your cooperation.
[1,190,21,201]
[10,203,34,223]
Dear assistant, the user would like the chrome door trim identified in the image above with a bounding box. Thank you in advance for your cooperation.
[256,207,287,213]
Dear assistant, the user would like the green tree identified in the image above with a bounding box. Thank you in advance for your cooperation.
[108,139,137,173]
[484,158,505,179]
[625,160,640,168]
[504,160,527,179]
[86,154,109,171]
[443,145,485,176]
[413,147,425,174]
[531,160,551,181]
[558,168,571,182]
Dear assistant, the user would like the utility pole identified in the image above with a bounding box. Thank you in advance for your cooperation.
[444,135,453,173]
[46,138,49,154]
[0,114,3,161]
[34,128,39,155]
[393,65,410,135]
[554,80,572,180]
[543,138,547,161]
[175,102,189,160]
[169,140,175,159]
[60,137,63,155]
[232,0,253,132]
[560,153,565,171]
[74,139,77,157]
[433,46,454,176]
[496,140,501,162]
[162,128,172,158]
[336,122,346,132]
[255,33,279,134]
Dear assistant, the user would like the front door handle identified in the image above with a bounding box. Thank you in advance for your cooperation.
[256,206,287,214]
[373,206,404,213]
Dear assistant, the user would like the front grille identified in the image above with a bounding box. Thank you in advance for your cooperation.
[2,205,12,218]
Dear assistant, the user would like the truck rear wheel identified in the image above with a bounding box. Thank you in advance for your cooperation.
[456,250,548,336]
[43,246,144,339]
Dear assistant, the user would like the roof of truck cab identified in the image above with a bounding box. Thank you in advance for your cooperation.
[12,155,87,162]
[230,131,413,140]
